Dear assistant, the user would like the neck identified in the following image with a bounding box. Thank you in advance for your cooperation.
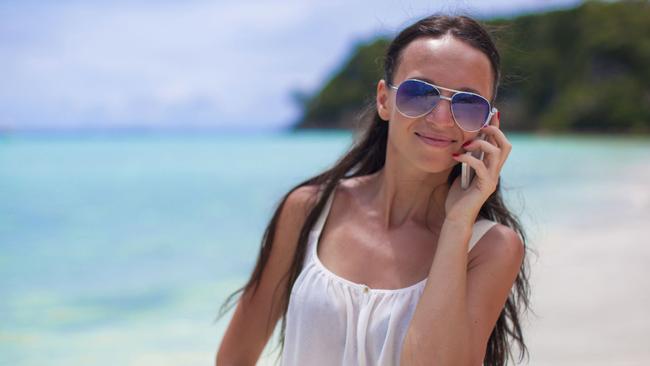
[368,164,451,231]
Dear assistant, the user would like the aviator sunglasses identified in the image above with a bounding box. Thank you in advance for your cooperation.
[388,79,497,132]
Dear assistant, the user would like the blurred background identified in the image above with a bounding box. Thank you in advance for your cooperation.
[1,0,649,365]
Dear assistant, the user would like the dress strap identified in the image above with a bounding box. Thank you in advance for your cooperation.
[303,184,338,266]
[468,219,498,251]
[313,185,337,234]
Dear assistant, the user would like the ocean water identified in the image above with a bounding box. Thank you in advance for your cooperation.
[1,131,649,365]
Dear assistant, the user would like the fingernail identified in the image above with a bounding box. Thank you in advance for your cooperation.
[462,140,472,147]
[452,153,460,157]
[497,111,501,120]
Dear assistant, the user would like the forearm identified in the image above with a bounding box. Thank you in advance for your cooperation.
[400,219,474,366]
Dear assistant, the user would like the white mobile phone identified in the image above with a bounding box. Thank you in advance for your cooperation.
[461,107,498,190]
[461,133,485,190]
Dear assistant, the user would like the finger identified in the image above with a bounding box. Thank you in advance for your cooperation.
[461,139,502,174]
[479,125,512,154]
[462,139,499,156]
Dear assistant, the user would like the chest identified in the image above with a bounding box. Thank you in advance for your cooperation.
[317,218,438,290]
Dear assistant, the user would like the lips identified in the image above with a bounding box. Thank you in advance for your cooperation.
[414,132,456,148]
[414,132,456,142]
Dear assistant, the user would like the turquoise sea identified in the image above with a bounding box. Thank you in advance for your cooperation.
[1,131,649,365]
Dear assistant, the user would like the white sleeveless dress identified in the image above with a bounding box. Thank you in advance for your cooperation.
[280,185,498,366]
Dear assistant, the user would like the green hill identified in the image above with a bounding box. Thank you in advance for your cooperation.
[293,0,650,133]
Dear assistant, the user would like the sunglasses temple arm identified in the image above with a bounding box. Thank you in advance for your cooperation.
[488,107,498,122]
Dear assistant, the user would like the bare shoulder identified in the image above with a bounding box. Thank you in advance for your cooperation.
[284,184,320,216]
[485,223,524,253]
[470,223,525,268]
[275,184,321,238]
[287,176,371,222]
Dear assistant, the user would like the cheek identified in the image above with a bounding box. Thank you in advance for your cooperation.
[387,119,417,155]
[388,114,409,135]
[462,130,480,144]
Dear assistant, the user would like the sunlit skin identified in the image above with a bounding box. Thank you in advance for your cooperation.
[215,30,522,366]
[367,33,504,230]
[367,34,519,365]
[354,34,519,364]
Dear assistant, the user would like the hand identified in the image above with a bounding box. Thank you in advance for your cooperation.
[445,112,512,224]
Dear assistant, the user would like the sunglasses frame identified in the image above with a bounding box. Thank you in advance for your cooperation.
[388,78,497,132]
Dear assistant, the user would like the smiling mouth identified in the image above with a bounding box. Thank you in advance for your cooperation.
[414,132,456,143]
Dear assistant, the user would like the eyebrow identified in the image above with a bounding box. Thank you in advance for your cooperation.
[411,77,483,95]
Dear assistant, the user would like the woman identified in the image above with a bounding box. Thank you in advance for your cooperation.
[216,14,531,366]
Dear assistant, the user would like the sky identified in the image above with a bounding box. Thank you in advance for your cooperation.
[0,0,584,132]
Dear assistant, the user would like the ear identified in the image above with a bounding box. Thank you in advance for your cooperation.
[485,108,500,145]
[490,108,500,128]
[376,79,391,121]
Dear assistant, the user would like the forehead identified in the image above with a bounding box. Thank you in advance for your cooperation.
[394,35,494,99]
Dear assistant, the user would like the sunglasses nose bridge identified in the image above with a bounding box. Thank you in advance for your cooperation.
[423,96,455,127]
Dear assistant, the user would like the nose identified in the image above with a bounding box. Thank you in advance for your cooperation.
[424,96,455,128]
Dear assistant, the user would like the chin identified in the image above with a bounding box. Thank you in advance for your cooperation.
[416,157,456,174]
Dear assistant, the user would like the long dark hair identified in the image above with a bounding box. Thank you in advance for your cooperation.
[217,14,532,366]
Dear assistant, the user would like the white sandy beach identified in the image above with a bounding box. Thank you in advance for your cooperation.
[519,161,650,365]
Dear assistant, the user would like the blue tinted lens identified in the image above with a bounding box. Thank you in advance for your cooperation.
[396,80,440,117]
[451,93,490,131]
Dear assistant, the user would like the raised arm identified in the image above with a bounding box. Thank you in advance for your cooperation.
[216,185,318,366]
[399,220,523,365]
[401,123,524,365]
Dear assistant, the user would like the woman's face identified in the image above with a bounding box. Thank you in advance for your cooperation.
[377,34,495,174]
